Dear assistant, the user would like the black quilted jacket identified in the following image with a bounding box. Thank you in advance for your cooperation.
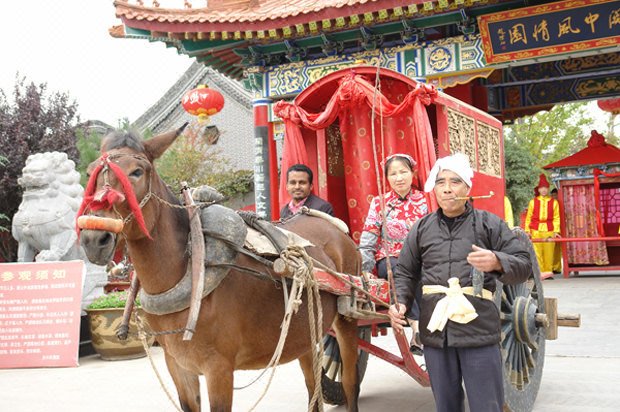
[394,203,532,348]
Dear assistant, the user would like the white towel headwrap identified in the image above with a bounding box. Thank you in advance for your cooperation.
[424,153,474,193]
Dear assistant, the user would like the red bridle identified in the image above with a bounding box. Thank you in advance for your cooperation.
[77,153,152,239]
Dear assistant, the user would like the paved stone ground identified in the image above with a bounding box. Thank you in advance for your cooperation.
[1,274,618,411]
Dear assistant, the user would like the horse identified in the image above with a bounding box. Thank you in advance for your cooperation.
[78,126,362,412]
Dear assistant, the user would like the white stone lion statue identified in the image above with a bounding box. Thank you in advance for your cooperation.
[12,152,84,262]
[11,152,107,311]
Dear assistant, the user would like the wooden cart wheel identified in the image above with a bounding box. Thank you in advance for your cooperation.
[321,326,371,405]
[496,227,547,412]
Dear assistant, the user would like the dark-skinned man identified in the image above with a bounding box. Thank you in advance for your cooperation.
[280,164,334,219]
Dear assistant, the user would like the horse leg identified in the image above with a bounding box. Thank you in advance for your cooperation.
[203,357,234,412]
[298,351,321,412]
[332,315,360,412]
[164,353,201,412]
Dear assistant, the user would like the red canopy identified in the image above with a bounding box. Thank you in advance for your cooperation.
[544,130,620,169]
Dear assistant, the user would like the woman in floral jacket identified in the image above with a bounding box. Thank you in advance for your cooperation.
[358,153,428,353]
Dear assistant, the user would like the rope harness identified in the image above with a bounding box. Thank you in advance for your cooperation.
[246,245,325,411]
[126,243,326,412]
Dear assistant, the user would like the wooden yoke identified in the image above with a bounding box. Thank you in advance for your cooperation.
[181,182,206,341]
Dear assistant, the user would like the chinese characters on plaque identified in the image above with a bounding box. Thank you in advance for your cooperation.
[479,0,620,64]
[0,261,84,368]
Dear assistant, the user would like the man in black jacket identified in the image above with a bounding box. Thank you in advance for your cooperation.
[388,153,531,412]
[280,164,334,219]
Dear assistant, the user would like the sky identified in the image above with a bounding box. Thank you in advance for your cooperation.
[0,1,192,126]
[0,1,615,133]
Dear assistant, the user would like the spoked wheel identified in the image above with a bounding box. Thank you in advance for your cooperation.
[321,326,371,405]
[496,227,547,412]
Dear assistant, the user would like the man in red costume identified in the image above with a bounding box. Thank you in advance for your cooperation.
[525,174,560,279]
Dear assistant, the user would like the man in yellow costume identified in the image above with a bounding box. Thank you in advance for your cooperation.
[525,174,560,279]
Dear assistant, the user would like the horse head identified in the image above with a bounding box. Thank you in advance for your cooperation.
[78,124,187,265]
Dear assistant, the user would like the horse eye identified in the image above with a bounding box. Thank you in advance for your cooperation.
[129,169,144,178]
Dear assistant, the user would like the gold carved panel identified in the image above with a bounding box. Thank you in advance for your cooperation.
[326,123,344,177]
[477,123,502,177]
[446,108,476,167]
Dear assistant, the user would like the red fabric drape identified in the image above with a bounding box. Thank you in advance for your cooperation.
[563,184,609,265]
[274,73,438,239]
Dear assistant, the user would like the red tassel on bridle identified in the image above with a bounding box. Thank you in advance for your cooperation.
[77,153,152,239]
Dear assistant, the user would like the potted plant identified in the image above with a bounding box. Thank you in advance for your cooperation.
[86,290,154,361]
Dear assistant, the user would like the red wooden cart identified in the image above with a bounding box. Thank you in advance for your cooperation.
[269,66,578,412]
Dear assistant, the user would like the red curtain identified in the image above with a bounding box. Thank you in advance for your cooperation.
[562,184,609,265]
[274,73,438,240]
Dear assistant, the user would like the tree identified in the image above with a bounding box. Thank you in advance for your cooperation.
[156,122,230,189]
[0,155,8,234]
[156,122,253,200]
[503,101,599,225]
[504,138,539,225]
[75,128,103,186]
[0,77,79,261]
[505,101,594,169]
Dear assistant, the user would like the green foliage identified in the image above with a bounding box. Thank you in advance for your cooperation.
[504,102,594,169]
[75,128,102,186]
[116,118,132,131]
[208,169,254,198]
[0,155,7,232]
[504,138,539,224]
[156,122,253,197]
[503,101,598,224]
[603,114,619,146]
[0,77,80,261]
[87,290,140,310]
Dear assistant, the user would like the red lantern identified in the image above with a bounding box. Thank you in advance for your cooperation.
[597,97,620,115]
[181,85,225,122]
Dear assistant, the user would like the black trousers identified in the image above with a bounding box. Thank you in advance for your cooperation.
[376,257,420,320]
[424,344,504,412]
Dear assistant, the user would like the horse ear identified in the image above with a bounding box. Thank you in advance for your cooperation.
[144,122,189,160]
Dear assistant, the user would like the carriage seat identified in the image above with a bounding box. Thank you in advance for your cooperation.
[244,226,314,256]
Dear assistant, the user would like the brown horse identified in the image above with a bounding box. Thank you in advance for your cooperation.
[79,126,361,412]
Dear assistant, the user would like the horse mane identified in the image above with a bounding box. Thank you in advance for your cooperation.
[101,129,146,154]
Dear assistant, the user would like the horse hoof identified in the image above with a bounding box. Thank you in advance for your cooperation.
[116,325,129,341]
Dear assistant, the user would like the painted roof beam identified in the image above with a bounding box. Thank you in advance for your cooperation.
[485,67,620,88]
[403,10,469,30]
[230,12,471,60]
[283,40,307,63]
[359,26,382,51]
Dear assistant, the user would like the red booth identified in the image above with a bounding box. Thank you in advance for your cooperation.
[544,130,620,277]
